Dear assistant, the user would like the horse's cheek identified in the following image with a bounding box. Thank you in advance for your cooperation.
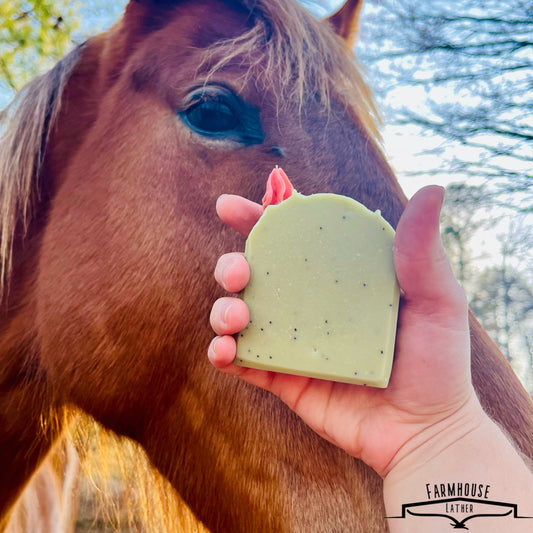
[34,160,213,432]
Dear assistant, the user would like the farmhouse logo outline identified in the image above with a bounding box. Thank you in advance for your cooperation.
[387,496,533,530]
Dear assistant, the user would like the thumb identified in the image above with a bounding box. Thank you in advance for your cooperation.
[393,186,467,319]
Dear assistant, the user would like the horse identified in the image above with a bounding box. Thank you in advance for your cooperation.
[1,0,532,531]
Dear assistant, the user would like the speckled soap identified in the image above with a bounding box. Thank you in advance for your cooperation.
[235,172,400,388]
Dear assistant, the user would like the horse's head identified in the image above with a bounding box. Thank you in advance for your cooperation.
[24,0,404,433]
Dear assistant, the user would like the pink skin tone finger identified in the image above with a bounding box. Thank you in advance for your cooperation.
[209,297,249,337]
[210,254,251,366]
[394,185,467,323]
[208,336,238,369]
[214,253,250,293]
[216,195,263,236]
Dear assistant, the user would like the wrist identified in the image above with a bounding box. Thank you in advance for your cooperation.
[383,391,485,480]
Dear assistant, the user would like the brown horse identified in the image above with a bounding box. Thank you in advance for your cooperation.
[1,0,532,531]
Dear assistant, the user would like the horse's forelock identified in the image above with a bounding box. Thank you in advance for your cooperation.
[199,0,380,139]
[0,46,82,302]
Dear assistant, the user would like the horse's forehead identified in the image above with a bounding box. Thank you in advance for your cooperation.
[122,2,260,97]
[182,1,253,48]
[131,1,253,51]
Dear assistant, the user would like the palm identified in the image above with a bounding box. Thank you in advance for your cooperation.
[210,187,474,477]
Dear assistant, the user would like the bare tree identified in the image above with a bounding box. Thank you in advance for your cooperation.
[470,262,533,385]
[440,183,488,287]
[358,0,532,212]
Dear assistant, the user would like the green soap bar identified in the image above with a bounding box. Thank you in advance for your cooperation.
[235,191,400,388]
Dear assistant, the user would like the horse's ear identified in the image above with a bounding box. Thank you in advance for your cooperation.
[326,0,364,49]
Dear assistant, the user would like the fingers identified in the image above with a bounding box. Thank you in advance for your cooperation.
[216,194,263,236]
[210,296,250,336]
[208,335,238,369]
[210,195,255,374]
[214,253,250,292]
[394,186,468,320]
[208,335,278,390]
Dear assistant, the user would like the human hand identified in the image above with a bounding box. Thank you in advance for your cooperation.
[209,186,483,477]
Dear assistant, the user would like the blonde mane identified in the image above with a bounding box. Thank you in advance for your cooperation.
[0,47,81,302]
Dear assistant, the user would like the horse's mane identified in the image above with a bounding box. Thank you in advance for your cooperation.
[0,46,82,301]
[202,0,379,136]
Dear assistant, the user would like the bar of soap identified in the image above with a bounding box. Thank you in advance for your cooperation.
[235,180,400,388]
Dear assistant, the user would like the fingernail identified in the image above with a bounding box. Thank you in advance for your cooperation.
[223,303,233,325]
[208,337,219,361]
[436,185,445,206]
[216,194,228,213]
[214,260,228,290]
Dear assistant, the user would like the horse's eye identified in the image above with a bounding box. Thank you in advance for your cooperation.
[185,99,239,133]
[179,86,264,146]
